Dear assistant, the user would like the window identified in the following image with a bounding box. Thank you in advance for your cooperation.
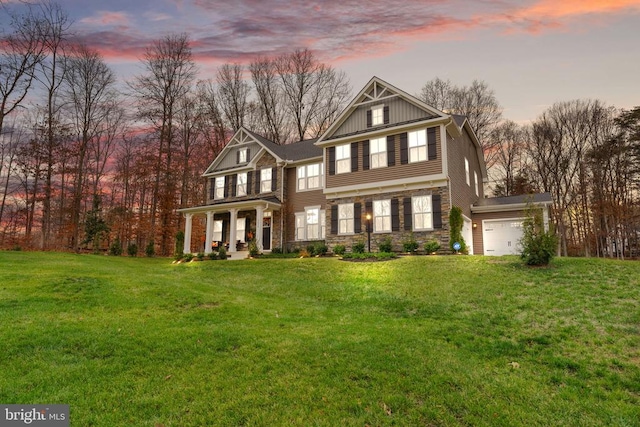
[297,163,323,191]
[261,168,272,193]
[295,208,325,240]
[214,176,225,199]
[474,171,479,196]
[237,172,247,196]
[373,200,391,232]
[236,218,246,243]
[336,143,350,174]
[338,203,354,235]
[370,137,387,169]
[465,158,470,186]
[413,196,433,230]
[371,105,384,126]
[238,148,248,164]
[408,129,427,163]
[212,220,223,242]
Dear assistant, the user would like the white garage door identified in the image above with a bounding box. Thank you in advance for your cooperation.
[483,219,524,255]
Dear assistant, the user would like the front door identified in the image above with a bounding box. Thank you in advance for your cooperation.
[262,215,272,251]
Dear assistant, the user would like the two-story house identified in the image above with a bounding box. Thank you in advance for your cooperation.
[178,77,551,256]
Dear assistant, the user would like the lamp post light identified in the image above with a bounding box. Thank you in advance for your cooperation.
[365,213,372,253]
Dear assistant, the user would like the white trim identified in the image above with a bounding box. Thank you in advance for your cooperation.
[177,199,282,215]
[471,201,552,214]
[324,176,448,199]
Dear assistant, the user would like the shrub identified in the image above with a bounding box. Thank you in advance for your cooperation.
[299,249,311,258]
[449,206,467,253]
[333,244,346,256]
[248,240,260,257]
[183,253,194,262]
[402,235,419,253]
[314,242,328,256]
[196,252,205,261]
[208,252,219,260]
[342,252,397,260]
[218,247,227,260]
[424,240,441,254]
[520,207,558,266]
[306,244,316,256]
[378,236,393,253]
[109,237,123,256]
[127,243,138,257]
[145,241,155,257]
[271,247,283,254]
[352,242,365,254]
[174,231,185,259]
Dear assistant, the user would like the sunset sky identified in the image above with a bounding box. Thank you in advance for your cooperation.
[5,0,640,123]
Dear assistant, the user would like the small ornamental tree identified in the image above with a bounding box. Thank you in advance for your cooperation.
[520,206,558,266]
[449,206,466,253]
[175,231,185,259]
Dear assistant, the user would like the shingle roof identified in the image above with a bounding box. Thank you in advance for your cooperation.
[244,129,322,162]
[475,193,552,207]
[451,114,467,128]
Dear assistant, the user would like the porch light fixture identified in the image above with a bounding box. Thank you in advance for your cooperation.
[365,213,372,253]
[473,222,477,229]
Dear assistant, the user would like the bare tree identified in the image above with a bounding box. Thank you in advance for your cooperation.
[250,57,291,144]
[195,80,227,157]
[129,33,197,255]
[216,63,250,132]
[489,120,533,197]
[418,77,455,112]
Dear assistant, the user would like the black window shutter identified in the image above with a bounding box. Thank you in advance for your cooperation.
[224,175,230,197]
[351,142,358,172]
[403,198,412,231]
[391,198,400,231]
[387,135,395,167]
[255,170,261,194]
[400,132,408,164]
[245,217,250,240]
[230,174,237,197]
[383,106,390,124]
[428,128,437,160]
[330,205,338,234]
[247,171,253,195]
[366,110,372,128]
[433,195,442,229]
[328,147,336,176]
[209,178,215,200]
[271,167,277,192]
[354,203,362,233]
[236,151,240,164]
[363,140,370,171]
[246,149,250,162]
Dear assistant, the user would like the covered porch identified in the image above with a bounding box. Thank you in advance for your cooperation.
[178,199,282,257]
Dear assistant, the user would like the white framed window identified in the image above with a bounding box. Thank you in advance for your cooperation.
[306,207,319,240]
[238,148,248,163]
[237,172,247,196]
[236,218,246,243]
[371,105,384,126]
[320,210,326,238]
[261,168,272,193]
[474,171,479,196]
[295,213,305,241]
[295,208,325,240]
[212,220,223,242]
[338,203,354,235]
[413,195,433,230]
[373,200,391,232]
[336,143,350,174]
[297,163,323,191]
[465,158,470,186]
[214,176,225,199]
[408,129,427,163]
[370,137,387,169]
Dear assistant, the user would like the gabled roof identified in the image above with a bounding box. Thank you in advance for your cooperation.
[472,193,553,213]
[316,76,448,145]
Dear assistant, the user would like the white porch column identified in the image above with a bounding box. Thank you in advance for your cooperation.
[255,205,264,251]
[543,205,550,232]
[183,213,193,254]
[228,208,237,252]
[204,211,214,254]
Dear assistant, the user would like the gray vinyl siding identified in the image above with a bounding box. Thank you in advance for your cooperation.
[447,128,482,218]
[212,141,261,172]
[285,167,325,245]
[326,127,442,189]
[332,97,436,139]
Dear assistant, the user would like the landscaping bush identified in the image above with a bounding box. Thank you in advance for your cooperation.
[352,242,365,253]
[208,252,219,260]
[174,231,185,260]
[342,252,397,260]
[248,240,260,257]
[313,242,328,256]
[183,253,194,262]
[109,237,123,256]
[378,236,393,253]
[271,247,283,254]
[520,208,558,266]
[218,247,227,260]
[424,240,441,254]
[196,252,205,261]
[402,235,419,253]
[333,244,346,256]
[127,243,138,257]
[145,241,155,257]
[449,206,467,253]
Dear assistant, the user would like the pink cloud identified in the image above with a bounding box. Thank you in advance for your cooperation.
[79,11,132,27]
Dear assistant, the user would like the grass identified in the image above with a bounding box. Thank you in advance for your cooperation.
[0,252,639,426]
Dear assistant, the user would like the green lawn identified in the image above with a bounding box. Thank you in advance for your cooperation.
[0,252,639,426]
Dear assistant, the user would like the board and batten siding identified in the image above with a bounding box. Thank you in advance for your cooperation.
[447,129,482,218]
[331,97,436,139]
[326,127,443,189]
[213,141,261,172]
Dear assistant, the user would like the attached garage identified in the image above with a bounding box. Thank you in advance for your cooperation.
[482,219,524,256]
[471,193,553,256]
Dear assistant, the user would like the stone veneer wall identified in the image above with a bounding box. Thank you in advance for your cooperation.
[325,186,452,253]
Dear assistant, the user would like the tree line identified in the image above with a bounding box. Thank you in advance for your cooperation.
[1,1,638,258]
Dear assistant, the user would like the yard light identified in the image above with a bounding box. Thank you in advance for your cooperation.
[365,213,372,253]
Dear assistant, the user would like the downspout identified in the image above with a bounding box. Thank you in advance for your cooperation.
[279,160,289,253]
